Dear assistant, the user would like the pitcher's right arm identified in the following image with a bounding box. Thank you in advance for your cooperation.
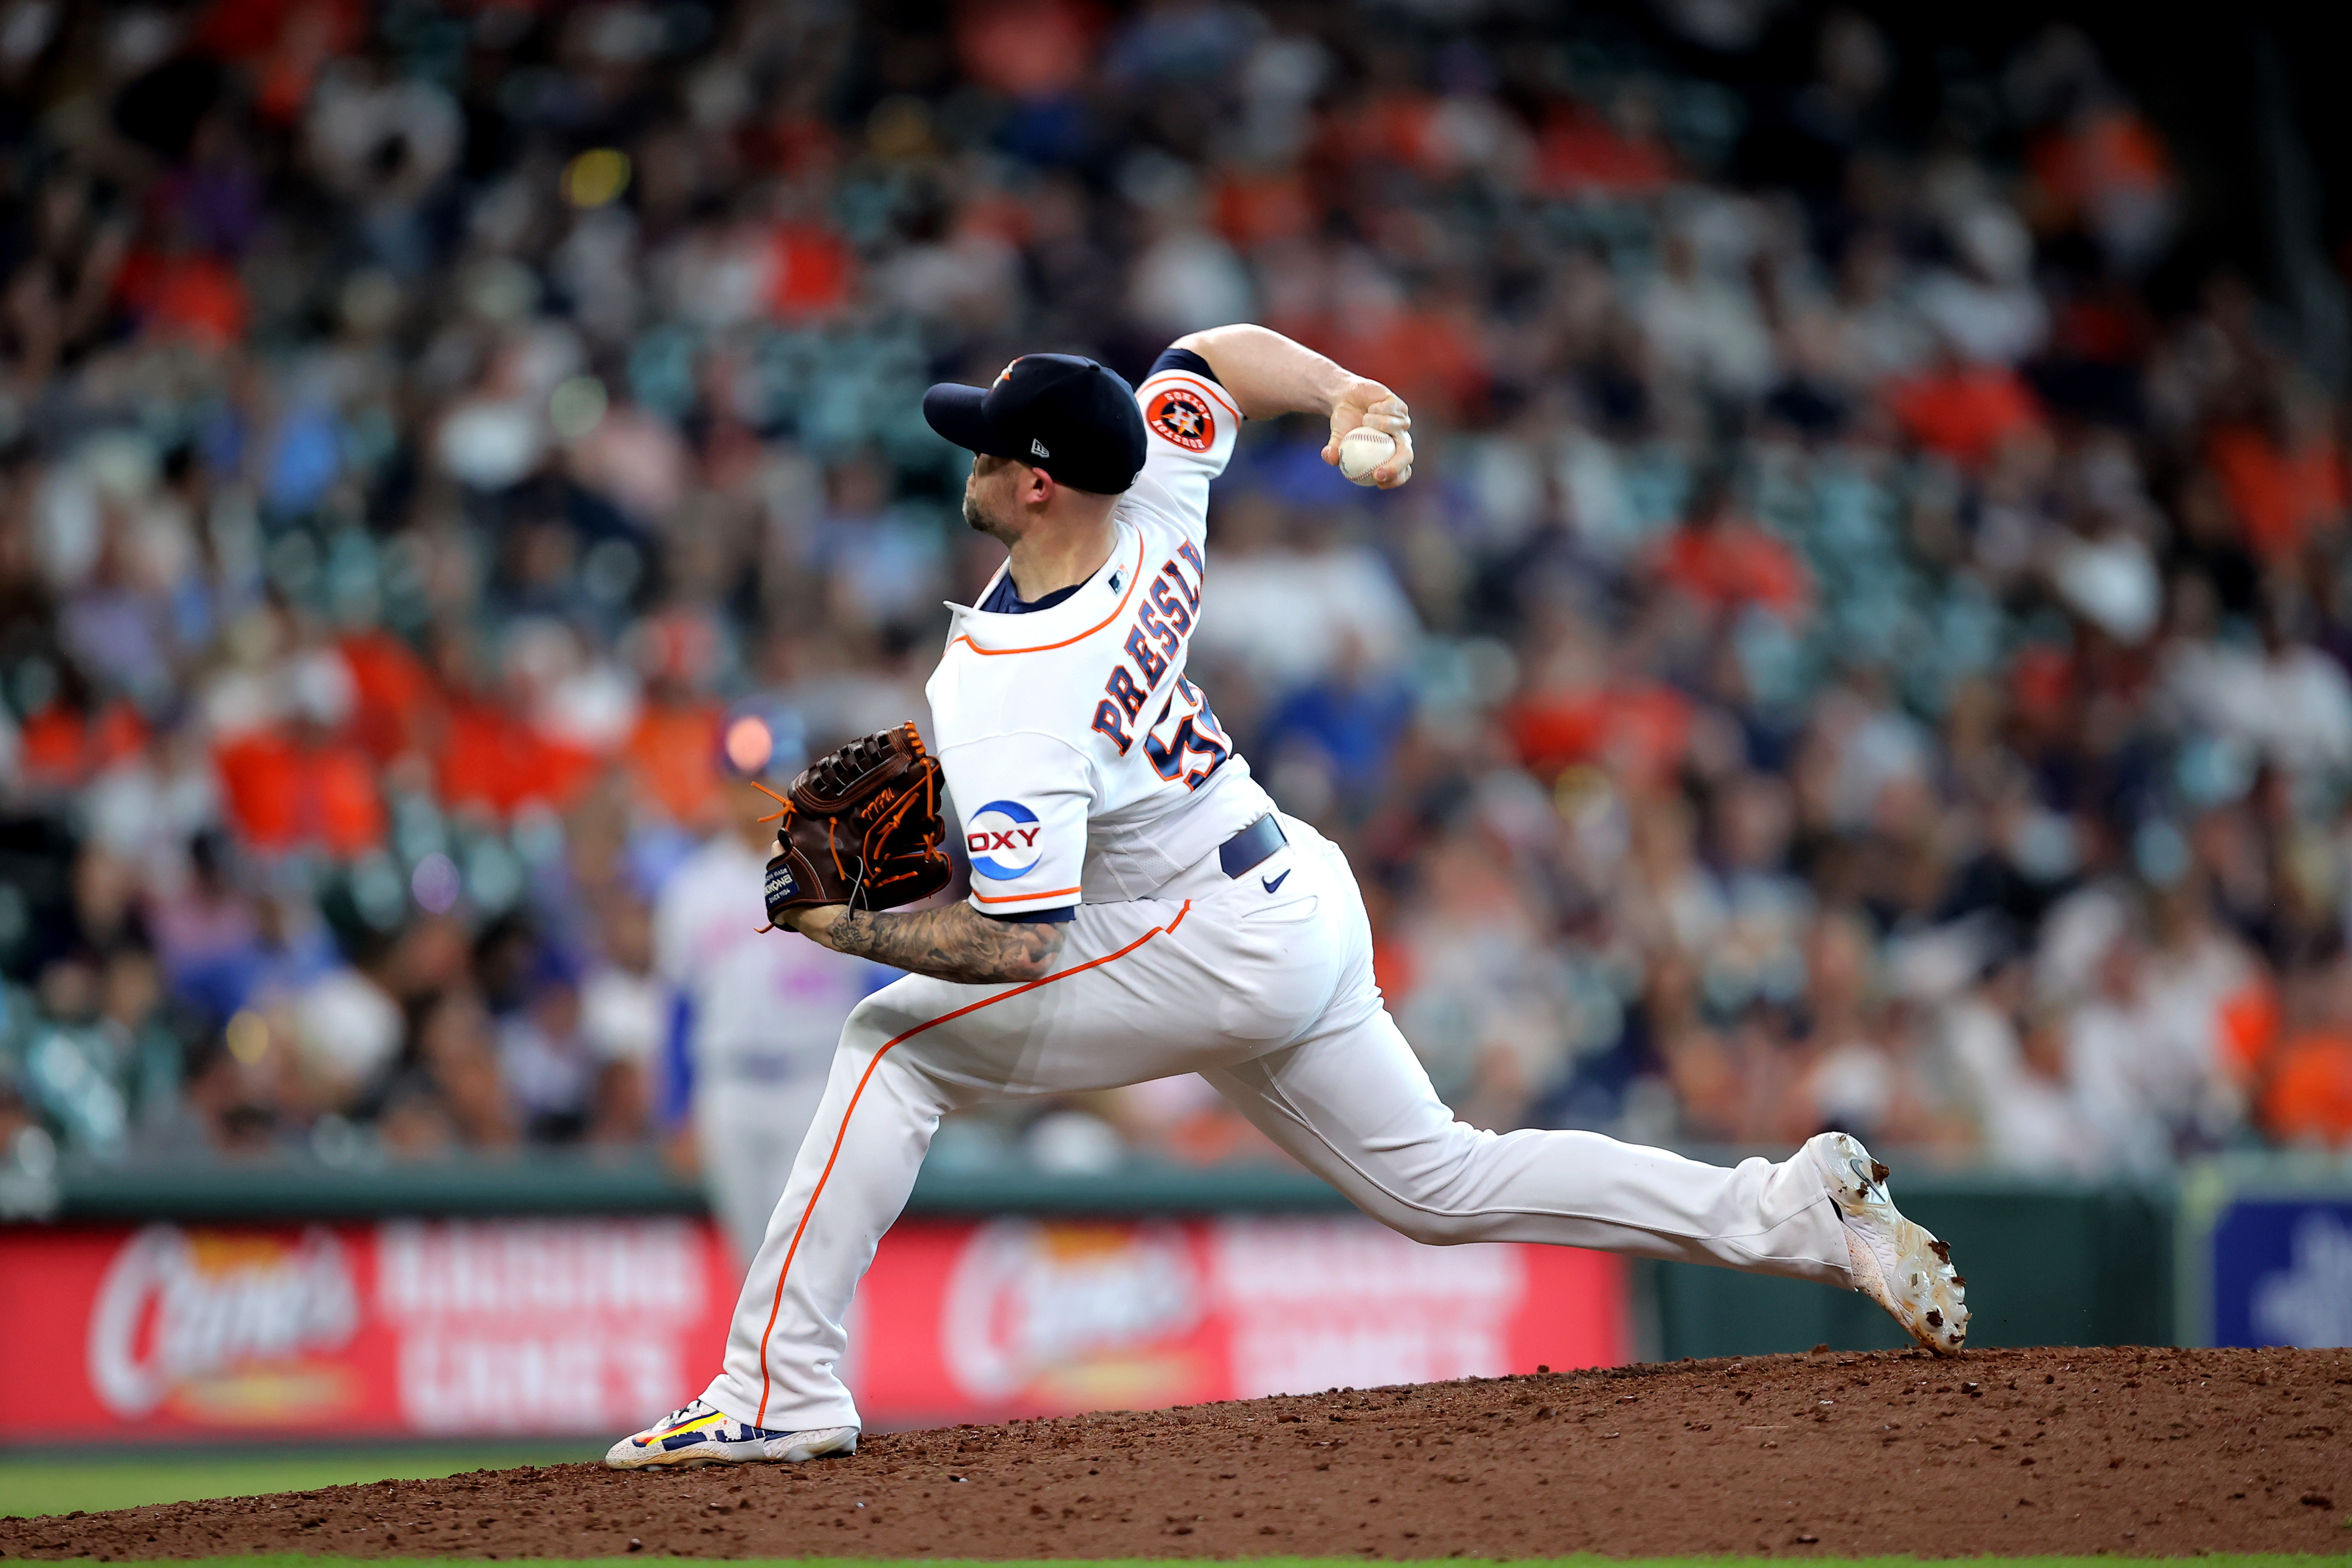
[1170,324,1416,488]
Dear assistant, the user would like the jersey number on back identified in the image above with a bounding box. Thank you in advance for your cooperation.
[1142,677,1230,790]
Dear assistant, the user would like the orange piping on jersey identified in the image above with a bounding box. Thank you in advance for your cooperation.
[1146,368,1241,424]
[750,899,1192,1426]
[947,536,1147,658]
[969,885,1082,904]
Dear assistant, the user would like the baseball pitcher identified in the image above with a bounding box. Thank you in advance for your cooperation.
[608,327,1968,1469]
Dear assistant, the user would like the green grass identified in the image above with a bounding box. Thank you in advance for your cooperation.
[4,1559,2347,1568]
[0,1448,594,1518]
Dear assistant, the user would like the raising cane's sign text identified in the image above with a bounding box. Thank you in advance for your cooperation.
[0,1215,1626,1439]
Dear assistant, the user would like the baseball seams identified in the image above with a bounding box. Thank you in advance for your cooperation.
[750,899,1193,1425]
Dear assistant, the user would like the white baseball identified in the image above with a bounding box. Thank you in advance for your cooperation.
[1338,427,1396,485]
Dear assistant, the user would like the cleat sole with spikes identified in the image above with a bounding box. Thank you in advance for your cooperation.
[1806,1131,1969,1355]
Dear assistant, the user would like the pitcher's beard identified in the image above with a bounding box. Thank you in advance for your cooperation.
[962,493,1016,546]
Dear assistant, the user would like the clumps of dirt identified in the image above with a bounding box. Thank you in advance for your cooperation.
[7,1344,2349,1559]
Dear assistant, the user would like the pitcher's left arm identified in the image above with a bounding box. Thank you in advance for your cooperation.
[786,901,1064,985]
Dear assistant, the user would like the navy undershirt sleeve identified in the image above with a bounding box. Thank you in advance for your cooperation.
[986,905,1076,924]
[1148,346,1222,385]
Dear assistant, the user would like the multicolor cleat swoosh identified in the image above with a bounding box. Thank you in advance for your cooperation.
[604,1399,859,1469]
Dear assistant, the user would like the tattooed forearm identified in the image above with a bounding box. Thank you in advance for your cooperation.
[805,901,1066,984]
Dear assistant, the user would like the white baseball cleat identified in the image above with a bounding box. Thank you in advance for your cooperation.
[1807,1130,1969,1355]
[604,1398,859,1469]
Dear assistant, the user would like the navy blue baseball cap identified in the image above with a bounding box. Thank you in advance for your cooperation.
[923,354,1147,495]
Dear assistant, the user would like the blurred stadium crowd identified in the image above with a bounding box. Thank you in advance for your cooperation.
[3,0,2351,1184]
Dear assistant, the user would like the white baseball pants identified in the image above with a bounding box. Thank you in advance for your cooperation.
[702,816,1853,1433]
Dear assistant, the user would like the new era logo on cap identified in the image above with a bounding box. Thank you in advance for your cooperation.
[1031,438,1050,459]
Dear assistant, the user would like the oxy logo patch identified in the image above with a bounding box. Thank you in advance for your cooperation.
[967,799,1044,879]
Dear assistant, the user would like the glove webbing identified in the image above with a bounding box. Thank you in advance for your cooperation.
[747,776,929,930]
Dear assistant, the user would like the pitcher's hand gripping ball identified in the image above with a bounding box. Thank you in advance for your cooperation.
[756,723,951,923]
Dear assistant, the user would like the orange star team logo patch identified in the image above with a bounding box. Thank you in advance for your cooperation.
[1146,386,1214,452]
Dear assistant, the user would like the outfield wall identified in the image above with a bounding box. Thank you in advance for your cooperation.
[1,1152,2345,1444]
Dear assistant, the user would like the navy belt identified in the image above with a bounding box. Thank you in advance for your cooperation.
[1217,813,1287,879]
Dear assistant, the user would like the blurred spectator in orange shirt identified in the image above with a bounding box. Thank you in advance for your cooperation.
[625,698,725,830]
[955,0,1102,101]
[1533,93,1676,198]
[117,248,249,346]
[2025,100,2177,276]
[1651,476,1811,620]
[18,698,147,792]
[1213,168,1317,249]
[2203,386,2348,561]
[767,223,855,320]
[2262,1033,2352,1148]
[1505,606,1694,790]
[214,729,385,857]
[1889,351,2046,470]
[2260,959,2352,1148]
[339,628,437,764]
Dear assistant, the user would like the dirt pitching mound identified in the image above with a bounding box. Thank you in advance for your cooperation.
[8,1345,2349,1560]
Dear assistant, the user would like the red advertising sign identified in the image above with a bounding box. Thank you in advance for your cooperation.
[0,1219,736,1440]
[856,1217,1628,1426]
[0,1215,1626,1441]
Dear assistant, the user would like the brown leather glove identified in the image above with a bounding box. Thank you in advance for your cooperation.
[758,722,952,924]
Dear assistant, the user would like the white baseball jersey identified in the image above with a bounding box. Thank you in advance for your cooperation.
[925,364,1277,913]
